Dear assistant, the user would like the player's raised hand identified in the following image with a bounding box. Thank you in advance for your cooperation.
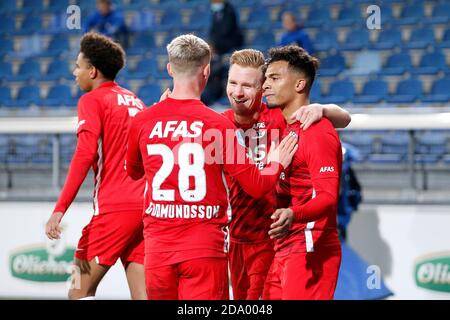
[267,132,298,169]
[290,104,324,130]
[269,208,294,239]
[45,212,63,240]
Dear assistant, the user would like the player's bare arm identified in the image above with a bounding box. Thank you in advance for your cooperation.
[290,103,351,130]
[45,211,63,240]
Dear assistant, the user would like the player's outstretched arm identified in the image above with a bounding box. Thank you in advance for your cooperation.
[290,103,351,130]
[229,133,297,199]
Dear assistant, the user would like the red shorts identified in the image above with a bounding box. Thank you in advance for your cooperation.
[75,211,144,267]
[229,240,275,300]
[145,257,229,300]
[263,246,341,300]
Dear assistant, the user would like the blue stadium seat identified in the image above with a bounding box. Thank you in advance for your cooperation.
[340,29,370,51]
[250,30,275,49]
[318,53,345,77]
[397,3,424,25]
[310,79,322,102]
[138,84,162,106]
[0,38,14,55]
[128,58,162,80]
[335,7,360,27]
[0,61,14,81]
[42,60,71,81]
[438,28,450,48]
[45,12,70,34]
[382,52,412,75]
[127,0,154,10]
[129,10,155,32]
[422,78,450,103]
[0,86,14,107]
[16,15,42,35]
[321,80,355,104]
[155,11,183,32]
[304,7,331,28]
[367,154,404,164]
[43,34,70,57]
[9,59,41,81]
[15,85,41,107]
[442,154,450,164]
[128,32,157,55]
[60,134,76,164]
[415,132,447,157]
[246,8,271,29]
[413,51,446,75]
[380,133,409,155]
[353,79,388,104]
[186,9,210,32]
[0,16,16,36]
[427,3,450,25]
[407,27,435,49]
[46,0,70,13]
[313,30,338,52]
[386,79,423,103]
[0,136,9,163]
[372,29,402,50]
[0,1,17,14]
[339,132,374,159]
[21,0,45,14]
[40,85,73,108]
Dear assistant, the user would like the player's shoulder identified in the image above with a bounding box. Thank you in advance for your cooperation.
[201,105,236,130]
[305,117,336,134]
[78,90,101,108]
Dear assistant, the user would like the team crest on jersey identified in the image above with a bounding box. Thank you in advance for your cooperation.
[253,122,266,129]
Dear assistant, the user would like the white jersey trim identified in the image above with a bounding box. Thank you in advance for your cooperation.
[221,170,231,253]
[93,138,103,215]
[305,188,316,252]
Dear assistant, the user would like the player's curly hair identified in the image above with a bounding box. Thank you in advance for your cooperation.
[80,32,125,80]
[266,45,319,91]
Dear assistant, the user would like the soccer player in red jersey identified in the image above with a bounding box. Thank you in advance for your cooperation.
[45,32,147,300]
[126,34,297,300]
[222,49,351,300]
[262,45,343,300]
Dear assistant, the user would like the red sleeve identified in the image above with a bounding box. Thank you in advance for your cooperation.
[290,121,341,223]
[76,95,102,136]
[126,116,144,180]
[53,131,98,214]
[223,126,283,198]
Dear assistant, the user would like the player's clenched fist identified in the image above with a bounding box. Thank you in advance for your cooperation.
[268,208,294,239]
[45,211,63,240]
[267,133,298,169]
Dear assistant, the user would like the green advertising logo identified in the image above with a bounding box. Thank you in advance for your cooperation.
[9,245,75,282]
[415,253,450,293]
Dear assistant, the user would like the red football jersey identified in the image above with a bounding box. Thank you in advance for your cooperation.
[72,81,146,214]
[223,104,286,243]
[276,118,342,255]
[127,98,283,268]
